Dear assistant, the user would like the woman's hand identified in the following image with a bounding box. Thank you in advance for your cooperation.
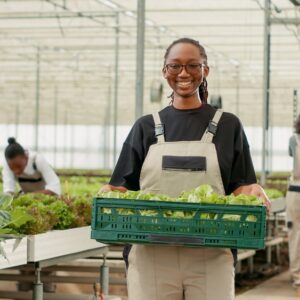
[233,183,271,214]
[99,184,127,193]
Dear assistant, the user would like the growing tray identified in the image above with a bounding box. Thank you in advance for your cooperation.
[0,237,27,269]
[27,226,105,262]
[270,197,286,213]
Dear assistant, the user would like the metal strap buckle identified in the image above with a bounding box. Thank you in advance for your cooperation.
[155,124,164,137]
[207,121,218,135]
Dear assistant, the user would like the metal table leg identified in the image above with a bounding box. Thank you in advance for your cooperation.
[235,261,241,274]
[100,254,109,296]
[248,257,254,274]
[33,263,43,300]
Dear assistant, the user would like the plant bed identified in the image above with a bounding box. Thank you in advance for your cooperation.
[27,226,105,262]
[0,237,27,269]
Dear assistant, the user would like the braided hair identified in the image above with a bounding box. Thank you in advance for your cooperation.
[295,115,300,134]
[5,137,25,160]
[163,37,209,103]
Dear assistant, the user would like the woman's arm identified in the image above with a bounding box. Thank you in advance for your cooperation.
[35,154,61,195]
[2,161,16,194]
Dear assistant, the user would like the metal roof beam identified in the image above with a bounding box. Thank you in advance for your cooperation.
[271,17,300,25]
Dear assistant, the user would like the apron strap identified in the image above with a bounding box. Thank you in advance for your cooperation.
[201,110,223,143]
[152,112,165,143]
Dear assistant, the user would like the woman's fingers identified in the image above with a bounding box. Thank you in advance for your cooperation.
[99,184,127,193]
[233,183,271,215]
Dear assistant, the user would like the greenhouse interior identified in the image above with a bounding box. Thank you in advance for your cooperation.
[0,0,300,299]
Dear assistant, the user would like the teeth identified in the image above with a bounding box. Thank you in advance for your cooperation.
[177,82,191,87]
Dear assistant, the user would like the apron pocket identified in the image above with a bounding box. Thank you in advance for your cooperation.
[162,155,206,171]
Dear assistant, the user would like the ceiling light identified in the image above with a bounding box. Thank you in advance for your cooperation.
[145,20,155,26]
[229,59,239,66]
[97,0,118,9]
[125,10,135,17]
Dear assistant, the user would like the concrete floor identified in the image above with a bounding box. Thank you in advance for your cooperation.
[236,270,299,299]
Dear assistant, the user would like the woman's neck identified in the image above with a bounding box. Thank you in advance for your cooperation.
[172,97,202,110]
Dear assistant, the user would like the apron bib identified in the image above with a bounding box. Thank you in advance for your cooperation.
[17,155,46,193]
[140,110,225,196]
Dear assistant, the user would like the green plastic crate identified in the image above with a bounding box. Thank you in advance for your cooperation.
[91,197,267,249]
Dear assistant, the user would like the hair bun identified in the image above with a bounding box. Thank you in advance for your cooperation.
[8,137,16,145]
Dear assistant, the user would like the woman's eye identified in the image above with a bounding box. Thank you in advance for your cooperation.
[188,64,200,69]
[170,64,181,69]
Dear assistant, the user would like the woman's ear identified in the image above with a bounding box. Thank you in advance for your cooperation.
[204,66,209,77]
[162,67,167,79]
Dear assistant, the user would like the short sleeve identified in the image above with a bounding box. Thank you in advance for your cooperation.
[109,116,155,190]
[226,124,257,194]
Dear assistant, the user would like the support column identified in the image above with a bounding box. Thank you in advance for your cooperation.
[135,0,145,120]
[113,13,119,166]
[261,0,271,186]
[35,47,41,152]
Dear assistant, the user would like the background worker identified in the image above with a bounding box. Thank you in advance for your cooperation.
[3,137,60,196]
[286,115,300,295]
[101,38,270,300]
[2,137,60,292]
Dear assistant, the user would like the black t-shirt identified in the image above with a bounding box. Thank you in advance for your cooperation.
[110,103,257,195]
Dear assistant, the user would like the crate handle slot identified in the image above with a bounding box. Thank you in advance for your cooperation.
[148,235,204,245]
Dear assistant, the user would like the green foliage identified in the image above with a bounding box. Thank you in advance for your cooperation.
[72,197,92,227]
[61,176,107,197]
[49,200,75,230]
[0,194,33,234]
[1,192,93,235]
[0,193,33,259]
[99,184,264,221]
[0,173,106,237]
[264,188,284,199]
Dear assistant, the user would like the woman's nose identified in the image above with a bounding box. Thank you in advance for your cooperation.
[178,66,190,76]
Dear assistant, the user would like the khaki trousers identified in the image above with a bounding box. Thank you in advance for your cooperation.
[286,190,300,286]
[127,245,234,300]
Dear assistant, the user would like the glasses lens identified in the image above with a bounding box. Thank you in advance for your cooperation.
[166,63,203,75]
[186,64,202,74]
[167,64,182,74]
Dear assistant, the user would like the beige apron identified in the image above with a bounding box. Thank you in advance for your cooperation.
[127,110,234,300]
[17,155,46,193]
[286,134,300,287]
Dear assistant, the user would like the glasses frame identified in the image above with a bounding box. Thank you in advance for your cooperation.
[164,63,206,75]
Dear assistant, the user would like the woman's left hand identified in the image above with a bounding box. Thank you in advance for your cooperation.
[233,183,271,214]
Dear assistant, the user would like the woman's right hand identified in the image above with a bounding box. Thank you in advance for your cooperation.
[99,184,127,193]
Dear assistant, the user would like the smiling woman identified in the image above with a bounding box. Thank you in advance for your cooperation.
[100,37,269,300]
[162,37,209,109]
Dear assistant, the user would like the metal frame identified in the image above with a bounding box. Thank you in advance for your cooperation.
[0,0,299,170]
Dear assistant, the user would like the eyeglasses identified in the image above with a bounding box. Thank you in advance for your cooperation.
[164,63,205,75]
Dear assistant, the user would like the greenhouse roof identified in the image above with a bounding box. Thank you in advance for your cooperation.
[0,0,300,126]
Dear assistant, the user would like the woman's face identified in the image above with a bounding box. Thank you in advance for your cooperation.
[8,154,27,176]
[163,43,209,99]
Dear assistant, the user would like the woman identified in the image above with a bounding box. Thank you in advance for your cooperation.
[2,137,60,196]
[286,115,300,295]
[2,137,60,292]
[101,38,270,300]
